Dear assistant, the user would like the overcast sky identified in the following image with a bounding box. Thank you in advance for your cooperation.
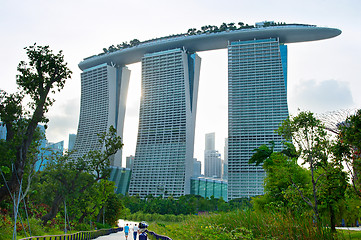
[1,0,360,168]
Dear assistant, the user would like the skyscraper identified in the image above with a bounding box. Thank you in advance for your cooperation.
[128,48,201,198]
[193,158,201,177]
[68,134,76,151]
[223,138,228,180]
[73,63,130,166]
[227,38,289,199]
[76,24,340,199]
[204,150,222,178]
[126,155,135,169]
[204,133,222,178]
[205,132,215,151]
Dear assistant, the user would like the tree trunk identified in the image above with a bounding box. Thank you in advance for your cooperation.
[41,193,63,225]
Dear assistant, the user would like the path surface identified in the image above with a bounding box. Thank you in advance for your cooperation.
[94,220,139,240]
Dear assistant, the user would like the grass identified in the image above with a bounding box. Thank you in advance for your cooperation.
[339,230,361,239]
[148,210,339,240]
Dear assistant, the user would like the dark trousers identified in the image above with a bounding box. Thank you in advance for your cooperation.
[133,232,137,239]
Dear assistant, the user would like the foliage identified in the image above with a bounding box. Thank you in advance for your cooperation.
[148,209,336,240]
[28,125,123,225]
[0,44,72,203]
[121,194,250,216]
[335,109,361,197]
[251,152,311,214]
[99,21,305,55]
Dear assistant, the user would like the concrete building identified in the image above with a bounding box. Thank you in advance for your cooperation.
[227,38,289,199]
[128,48,201,198]
[193,158,201,177]
[204,133,222,179]
[68,134,76,151]
[72,63,130,167]
[126,155,135,169]
[223,138,228,180]
[76,23,341,200]
[205,132,215,151]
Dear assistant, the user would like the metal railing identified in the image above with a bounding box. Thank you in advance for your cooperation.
[19,227,123,240]
[147,230,173,240]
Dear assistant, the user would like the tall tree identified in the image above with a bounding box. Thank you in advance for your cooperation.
[335,109,361,197]
[38,126,123,225]
[0,44,72,202]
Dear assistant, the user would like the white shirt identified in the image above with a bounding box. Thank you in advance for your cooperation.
[133,226,139,232]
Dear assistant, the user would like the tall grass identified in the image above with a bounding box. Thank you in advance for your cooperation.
[149,210,338,240]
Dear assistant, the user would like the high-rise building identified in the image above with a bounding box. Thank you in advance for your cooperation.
[227,38,289,199]
[204,150,222,178]
[193,158,201,177]
[205,132,215,151]
[126,155,135,169]
[68,134,76,151]
[36,140,64,171]
[76,24,340,200]
[72,63,130,167]
[223,138,228,180]
[204,133,222,178]
[128,48,201,198]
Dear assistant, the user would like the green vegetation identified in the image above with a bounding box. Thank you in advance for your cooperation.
[0,45,123,239]
[148,210,335,240]
[97,21,304,56]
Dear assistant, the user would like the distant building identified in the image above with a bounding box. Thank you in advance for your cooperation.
[191,176,227,200]
[0,124,6,140]
[205,132,215,151]
[204,150,222,178]
[68,134,77,151]
[109,166,132,195]
[193,158,201,177]
[223,138,228,180]
[36,140,64,171]
[126,155,135,169]
[204,133,222,178]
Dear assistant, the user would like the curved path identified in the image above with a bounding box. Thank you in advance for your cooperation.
[95,220,139,240]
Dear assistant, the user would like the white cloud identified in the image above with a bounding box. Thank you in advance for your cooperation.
[289,79,355,114]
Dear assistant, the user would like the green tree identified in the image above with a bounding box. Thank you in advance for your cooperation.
[277,111,330,221]
[0,44,72,203]
[336,109,361,197]
[33,126,123,225]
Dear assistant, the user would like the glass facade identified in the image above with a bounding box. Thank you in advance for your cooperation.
[128,48,201,198]
[191,177,228,200]
[109,167,132,195]
[227,38,289,200]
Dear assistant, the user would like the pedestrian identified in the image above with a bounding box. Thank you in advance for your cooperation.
[133,223,139,240]
[124,223,130,239]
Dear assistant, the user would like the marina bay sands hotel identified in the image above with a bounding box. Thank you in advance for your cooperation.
[73,23,341,200]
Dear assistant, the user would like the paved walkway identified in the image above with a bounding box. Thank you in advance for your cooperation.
[94,220,139,240]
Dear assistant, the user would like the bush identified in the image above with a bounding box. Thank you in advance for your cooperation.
[95,222,112,229]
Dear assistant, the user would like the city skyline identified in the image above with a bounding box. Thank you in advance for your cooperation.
[1,0,360,169]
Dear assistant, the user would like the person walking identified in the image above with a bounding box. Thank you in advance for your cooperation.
[133,223,139,240]
[124,223,130,239]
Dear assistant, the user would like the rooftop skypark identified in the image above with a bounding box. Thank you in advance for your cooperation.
[79,21,340,70]
[84,21,315,59]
